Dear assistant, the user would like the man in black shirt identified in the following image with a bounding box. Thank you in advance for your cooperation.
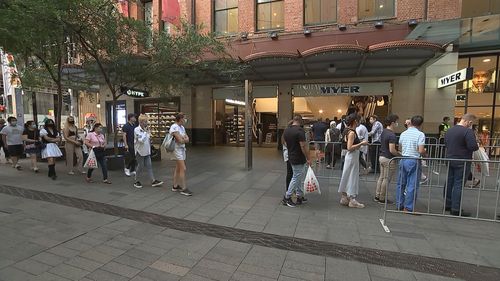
[375,114,400,204]
[282,115,311,207]
[122,113,138,176]
[444,114,479,217]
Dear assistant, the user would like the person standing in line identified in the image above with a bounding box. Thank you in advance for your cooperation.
[444,114,479,217]
[375,114,401,204]
[170,113,192,196]
[356,116,369,172]
[0,118,11,164]
[84,123,111,184]
[133,115,163,189]
[439,117,451,140]
[63,116,85,175]
[311,118,328,163]
[22,120,40,173]
[122,113,138,177]
[338,113,368,208]
[282,120,294,195]
[368,115,383,173]
[40,119,63,180]
[325,121,341,169]
[396,116,426,212]
[282,114,311,207]
[1,117,25,170]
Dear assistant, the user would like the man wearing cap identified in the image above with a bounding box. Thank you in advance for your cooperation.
[122,113,138,176]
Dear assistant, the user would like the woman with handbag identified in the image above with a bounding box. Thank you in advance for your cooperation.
[22,120,40,173]
[40,119,63,180]
[84,123,111,184]
[63,116,85,175]
[169,113,192,196]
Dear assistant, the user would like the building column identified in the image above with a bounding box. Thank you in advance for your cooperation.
[277,82,292,149]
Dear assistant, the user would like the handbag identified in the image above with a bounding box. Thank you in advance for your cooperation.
[162,133,176,152]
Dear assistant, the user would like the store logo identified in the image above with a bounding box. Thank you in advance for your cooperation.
[320,85,360,94]
[121,87,149,98]
[438,68,473,89]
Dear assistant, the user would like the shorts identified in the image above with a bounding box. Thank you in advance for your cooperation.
[172,147,186,161]
[8,145,24,157]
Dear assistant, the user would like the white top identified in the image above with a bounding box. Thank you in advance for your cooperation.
[169,123,186,149]
[356,124,369,154]
[134,126,151,156]
[0,125,24,145]
[399,127,425,158]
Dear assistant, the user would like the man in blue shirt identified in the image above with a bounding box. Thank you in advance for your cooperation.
[396,116,426,212]
[122,113,138,176]
[444,114,479,217]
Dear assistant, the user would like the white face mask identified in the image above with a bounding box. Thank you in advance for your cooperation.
[394,122,399,127]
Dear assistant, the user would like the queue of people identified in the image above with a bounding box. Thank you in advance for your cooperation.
[0,113,192,196]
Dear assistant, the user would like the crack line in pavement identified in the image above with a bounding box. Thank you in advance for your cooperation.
[1,184,499,281]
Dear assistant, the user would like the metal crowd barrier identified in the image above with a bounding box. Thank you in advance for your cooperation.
[381,156,500,229]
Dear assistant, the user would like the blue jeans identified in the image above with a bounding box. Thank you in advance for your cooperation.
[286,163,306,198]
[87,155,108,180]
[444,160,471,212]
[396,159,421,211]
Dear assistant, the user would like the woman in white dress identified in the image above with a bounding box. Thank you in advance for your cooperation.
[40,119,63,180]
[169,113,192,196]
[338,113,368,208]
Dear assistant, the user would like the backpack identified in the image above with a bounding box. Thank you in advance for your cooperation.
[329,128,341,143]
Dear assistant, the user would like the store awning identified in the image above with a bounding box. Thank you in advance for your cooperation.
[241,40,446,81]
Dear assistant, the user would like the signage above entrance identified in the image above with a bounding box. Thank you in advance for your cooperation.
[121,87,149,98]
[293,82,391,97]
[437,68,473,89]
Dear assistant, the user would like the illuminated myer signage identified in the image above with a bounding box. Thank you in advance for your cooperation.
[121,87,149,98]
[293,82,391,97]
[438,68,473,89]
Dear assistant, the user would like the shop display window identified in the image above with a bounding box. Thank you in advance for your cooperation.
[224,104,245,144]
[136,98,180,142]
[304,0,337,26]
[214,0,238,35]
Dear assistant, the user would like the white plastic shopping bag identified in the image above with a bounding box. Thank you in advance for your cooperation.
[473,147,489,176]
[304,166,321,194]
[84,149,98,169]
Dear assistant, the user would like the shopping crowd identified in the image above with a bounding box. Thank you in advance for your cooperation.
[281,109,480,217]
[0,113,193,196]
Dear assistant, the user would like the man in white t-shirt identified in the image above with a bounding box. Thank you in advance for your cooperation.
[356,116,369,172]
[169,113,192,196]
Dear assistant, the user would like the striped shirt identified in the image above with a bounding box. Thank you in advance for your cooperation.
[369,121,383,143]
[399,127,425,158]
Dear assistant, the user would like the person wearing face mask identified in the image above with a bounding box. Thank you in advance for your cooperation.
[169,113,192,196]
[0,118,12,164]
[375,114,401,204]
[22,121,41,173]
[63,116,85,175]
[0,117,25,170]
[84,123,111,184]
[40,119,63,180]
[133,115,163,189]
[444,114,479,217]
[122,113,138,177]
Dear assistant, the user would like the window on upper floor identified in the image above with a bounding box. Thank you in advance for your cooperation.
[214,0,239,35]
[462,0,500,18]
[304,0,337,26]
[358,0,395,21]
[257,0,284,31]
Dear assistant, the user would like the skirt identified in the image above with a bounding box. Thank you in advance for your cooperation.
[42,143,63,159]
[338,149,360,198]
[24,143,38,156]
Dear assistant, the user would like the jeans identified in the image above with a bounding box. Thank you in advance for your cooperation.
[135,154,154,182]
[126,145,137,172]
[444,160,471,212]
[286,161,293,191]
[396,159,421,211]
[286,163,306,198]
[376,156,397,199]
[87,155,108,180]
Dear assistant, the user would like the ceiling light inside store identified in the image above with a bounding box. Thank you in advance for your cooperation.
[319,110,324,114]
[337,109,342,113]
[225,99,245,106]
[483,58,491,62]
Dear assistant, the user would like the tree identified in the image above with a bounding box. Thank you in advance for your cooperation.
[0,0,79,130]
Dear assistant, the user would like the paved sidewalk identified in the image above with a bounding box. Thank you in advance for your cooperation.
[0,146,499,280]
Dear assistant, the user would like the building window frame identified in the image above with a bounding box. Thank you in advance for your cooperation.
[213,0,239,35]
[303,0,338,26]
[256,0,285,32]
[357,0,396,22]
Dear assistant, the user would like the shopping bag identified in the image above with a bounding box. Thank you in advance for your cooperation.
[304,166,321,194]
[473,147,489,176]
[83,149,98,169]
[162,133,176,152]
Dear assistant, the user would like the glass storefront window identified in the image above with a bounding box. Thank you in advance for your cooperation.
[358,0,395,21]
[304,0,337,26]
[257,0,284,31]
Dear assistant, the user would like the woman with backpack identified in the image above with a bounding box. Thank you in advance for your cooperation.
[338,113,368,208]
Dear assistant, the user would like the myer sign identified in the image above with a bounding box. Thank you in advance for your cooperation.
[293,82,391,97]
[121,87,149,98]
[437,68,473,89]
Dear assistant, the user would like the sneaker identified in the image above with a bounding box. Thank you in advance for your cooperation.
[180,189,193,196]
[68,171,75,175]
[296,197,308,205]
[172,185,182,192]
[51,175,57,180]
[420,175,428,185]
[349,199,365,208]
[134,181,143,189]
[124,168,131,177]
[326,165,332,169]
[373,197,380,202]
[432,170,440,175]
[33,168,39,173]
[14,164,22,170]
[284,197,296,208]
[377,198,394,205]
[340,196,350,206]
[151,180,163,187]
[281,198,287,206]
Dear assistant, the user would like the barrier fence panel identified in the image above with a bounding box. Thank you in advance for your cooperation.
[381,157,500,230]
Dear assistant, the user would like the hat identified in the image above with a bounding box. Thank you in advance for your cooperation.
[330,121,336,127]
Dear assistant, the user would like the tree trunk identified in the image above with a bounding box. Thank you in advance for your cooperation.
[56,82,63,131]
[112,94,119,156]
